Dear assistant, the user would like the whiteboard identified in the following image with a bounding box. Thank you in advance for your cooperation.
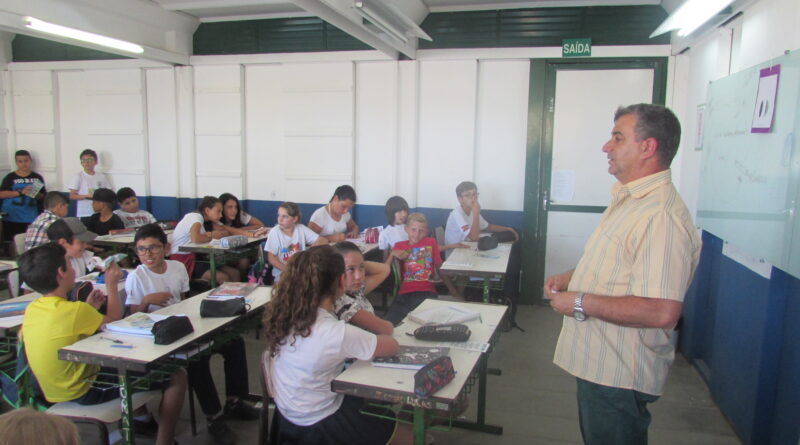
[697,48,800,279]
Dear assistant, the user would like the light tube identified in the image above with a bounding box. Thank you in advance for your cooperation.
[649,0,735,38]
[23,17,144,54]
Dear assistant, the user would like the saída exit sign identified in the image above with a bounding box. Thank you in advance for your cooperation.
[562,38,592,57]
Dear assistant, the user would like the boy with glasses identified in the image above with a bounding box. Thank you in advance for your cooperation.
[125,223,259,445]
[68,149,112,218]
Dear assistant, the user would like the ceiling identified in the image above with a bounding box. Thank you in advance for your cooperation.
[152,0,661,22]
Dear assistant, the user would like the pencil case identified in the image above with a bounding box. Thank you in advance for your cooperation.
[200,297,249,318]
[219,235,248,248]
[414,356,456,398]
[151,315,194,345]
[414,324,471,342]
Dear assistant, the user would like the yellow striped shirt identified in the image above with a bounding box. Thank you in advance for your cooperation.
[553,169,701,395]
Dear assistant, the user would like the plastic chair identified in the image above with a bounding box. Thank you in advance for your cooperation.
[259,350,280,445]
[12,233,25,259]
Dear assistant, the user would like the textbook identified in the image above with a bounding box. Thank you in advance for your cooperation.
[372,346,450,370]
[407,305,481,326]
[104,312,171,337]
[208,282,259,300]
[0,301,31,318]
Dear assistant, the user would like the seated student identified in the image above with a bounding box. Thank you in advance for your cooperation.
[308,185,359,242]
[332,241,393,335]
[19,243,186,445]
[263,245,411,445]
[24,191,69,251]
[114,187,157,228]
[378,196,409,262]
[265,202,327,282]
[170,196,239,283]
[85,188,125,236]
[46,218,98,277]
[0,407,79,445]
[385,213,461,325]
[444,181,521,298]
[218,193,267,236]
[126,224,258,444]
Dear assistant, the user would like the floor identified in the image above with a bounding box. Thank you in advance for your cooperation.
[9,298,742,445]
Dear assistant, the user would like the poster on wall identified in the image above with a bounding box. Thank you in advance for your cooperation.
[751,65,780,133]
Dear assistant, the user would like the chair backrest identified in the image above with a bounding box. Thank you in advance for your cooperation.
[434,225,445,247]
[13,233,26,258]
[259,350,274,445]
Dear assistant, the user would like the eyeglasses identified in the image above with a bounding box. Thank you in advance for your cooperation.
[136,244,164,255]
[80,158,96,164]
[461,192,479,199]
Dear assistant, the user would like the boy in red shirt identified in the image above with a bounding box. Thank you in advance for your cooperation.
[385,212,461,324]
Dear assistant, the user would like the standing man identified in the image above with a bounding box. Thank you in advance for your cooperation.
[545,104,701,444]
[0,150,47,250]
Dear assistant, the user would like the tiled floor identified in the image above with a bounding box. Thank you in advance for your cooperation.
[14,300,741,445]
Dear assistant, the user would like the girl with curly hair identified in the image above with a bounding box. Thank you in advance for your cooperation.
[262,245,411,444]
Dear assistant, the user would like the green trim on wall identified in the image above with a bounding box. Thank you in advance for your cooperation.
[12,34,129,62]
[548,205,607,214]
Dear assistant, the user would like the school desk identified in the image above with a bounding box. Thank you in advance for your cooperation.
[440,241,512,303]
[179,234,267,287]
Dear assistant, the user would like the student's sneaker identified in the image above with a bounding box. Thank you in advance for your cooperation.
[207,417,236,445]
[223,398,260,421]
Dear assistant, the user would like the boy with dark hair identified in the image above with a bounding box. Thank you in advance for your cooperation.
[1,150,47,247]
[68,149,112,218]
[126,223,259,444]
[24,191,69,251]
[20,243,186,445]
[85,188,124,236]
[114,187,156,228]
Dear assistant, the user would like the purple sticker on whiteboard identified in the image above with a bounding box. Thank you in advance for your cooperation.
[751,65,780,133]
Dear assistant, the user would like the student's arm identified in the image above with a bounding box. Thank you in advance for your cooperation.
[220,225,253,237]
[311,236,328,246]
[69,189,89,201]
[127,292,173,314]
[436,264,462,300]
[189,222,221,243]
[241,215,265,231]
[373,334,399,358]
[307,221,323,234]
[349,310,393,335]
[345,219,359,239]
[0,175,21,199]
[100,263,123,324]
[267,252,286,272]
[363,261,390,294]
[439,243,469,251]
[466,200,482,241]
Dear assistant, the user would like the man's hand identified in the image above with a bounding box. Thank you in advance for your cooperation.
[470,198,481,215]
[544,270,572,299]
[104,262,122,286]
[548,290,578,316]
[86,289,107,310]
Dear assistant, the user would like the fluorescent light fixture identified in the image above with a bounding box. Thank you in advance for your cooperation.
[23,17,144,54]
[650,0,735,38]
[354,1,409,44]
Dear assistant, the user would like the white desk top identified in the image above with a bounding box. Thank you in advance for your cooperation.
[93,230,174,246]
[59,286,272,372]
[0,260,18,272]
[0,292,42,334]
[332,299,507,408]
[441,242,511,278]
[179,235,266,254]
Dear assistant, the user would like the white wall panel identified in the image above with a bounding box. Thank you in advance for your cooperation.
[196,135,242,174]
[146,68,179,198]
[13,95,54,133]
[417,59,477,209]
[86,94,143,134]
[396,60,419,207]
[175,66,196,198]
[10,70,51,94]
[57,71,90,191]
[245,64,283,202]
[10,70,55,180]
[355,61,397,206]
[284,137,352,180]
[475,60,529,212]
[194,93,241,135]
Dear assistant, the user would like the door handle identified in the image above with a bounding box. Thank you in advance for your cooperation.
[542,190,549,211]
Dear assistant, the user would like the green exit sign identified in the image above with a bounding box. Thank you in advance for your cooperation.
[562,38,592,57]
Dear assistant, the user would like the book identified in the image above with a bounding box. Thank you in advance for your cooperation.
[372,346,450,370]
[90,253,127,271]
[208,282,258,300]
[0,301,31,318]
[22,180,44,199]
[407,305,481,326]
[104,312,171,337]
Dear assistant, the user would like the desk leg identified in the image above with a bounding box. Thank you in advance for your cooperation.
[451,353,503,435]
[482,278,490,303]
[119,370,135,445]
[413,406,426,445]
[209,253,217,288]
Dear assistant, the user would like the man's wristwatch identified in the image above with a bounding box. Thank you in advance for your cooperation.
[573,293,587,321]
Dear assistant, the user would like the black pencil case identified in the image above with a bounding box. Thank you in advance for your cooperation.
[414,356,456,398]
[200,297,249,318]
[414,324,471,342]
[151,315,194,345]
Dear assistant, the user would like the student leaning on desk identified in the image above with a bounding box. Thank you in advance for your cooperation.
[18,243,186,445]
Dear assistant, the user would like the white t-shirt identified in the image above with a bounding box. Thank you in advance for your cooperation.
[309,206,351,237]
[264,224,319,280]
[378,224,408,250]
[124,260,190,313]
[270,308,377,426]
[114,209,157,228]
[239,211,253,226]
[171,212,205,254]
[68,171,112,217]
[444,204,489,247]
